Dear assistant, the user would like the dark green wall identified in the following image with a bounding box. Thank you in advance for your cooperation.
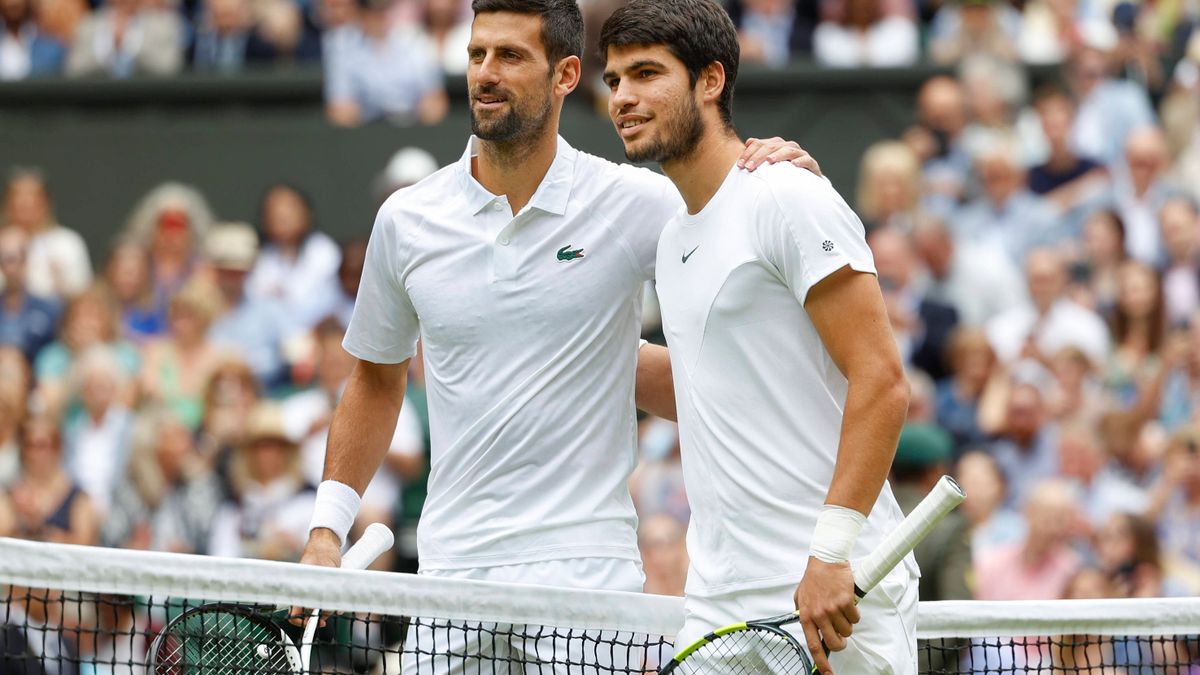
[0,66,945,261]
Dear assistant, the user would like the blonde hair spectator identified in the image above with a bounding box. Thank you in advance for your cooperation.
[856,141,921,230]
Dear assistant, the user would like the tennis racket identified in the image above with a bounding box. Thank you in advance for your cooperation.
[146,522,394,675]
[659,475,965,675]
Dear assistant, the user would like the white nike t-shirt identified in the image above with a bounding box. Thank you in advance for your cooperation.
[655,162,914,595]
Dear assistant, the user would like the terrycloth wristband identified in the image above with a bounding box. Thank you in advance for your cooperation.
[309,480,361,546]
[810,504,867,564]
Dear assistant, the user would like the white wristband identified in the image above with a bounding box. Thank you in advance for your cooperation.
[810,504,867,564]
[309,480,361,547]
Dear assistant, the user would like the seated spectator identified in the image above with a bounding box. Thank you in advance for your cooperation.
[1058,422,1147,529]
[206,222,293,388]
[323,0,447,127]
[639,513,688,596]
[1067,33,1157,166]
[903,77,972,217]
[103,241,166,343]
[121,182,215,307]
[246,184,341,331]
[729,0,815,68]
[0,416,100,545]
[1111,126,1176,266]
[36,0,85,48]
[101,406,222,553]
[0,226,58,364]
[1069,209,1127,315]
[1160,197,1200,327]
[1046,345,1105,425]
[189,0,317,72]
[956,450,1027,562]
[195,355,260,481]
[65,0,183,77]
[35,286,140,421]
[913,217,1024,327]
[3,168,92,302]
[986,377,1062,507]
[0,0,65,79]
[951,141,1060,265]
[1147,425,1200,576]
[1095,511,1181,597]
[74,594,145,675]
[1103,260,1175,414]
[957,55,1033,163]
[422,0,469,74]
[0,347,29,486]
[140,279,224,430]
[1027,85,1108,218]
[812,0,917,68]
[974,479,1084,600]
[935,327,996,451]
[1016,0,1083,64]
[207,402,315,561]
[855,141,923,232]
[927,0,1020,65]
[62,346,134,515]
[987,247,1111,367]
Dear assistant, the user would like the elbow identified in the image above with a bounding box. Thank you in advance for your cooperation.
[873,361,910,420]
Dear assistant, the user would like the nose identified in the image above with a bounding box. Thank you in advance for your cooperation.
[609,78,637,115]
[475,51,501,86]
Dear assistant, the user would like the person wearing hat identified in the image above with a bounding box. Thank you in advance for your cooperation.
[205,222,295,388]
[207,401,315,561]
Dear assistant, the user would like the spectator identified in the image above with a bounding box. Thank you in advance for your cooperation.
[951,141,1060,265]
[927,0,1020,65]
[65,0,183,77]
[1104,260,1175,415]
[869,227,959,380]
[855,141,922,232]
[35,0,85,48]
[1066,30,1157,166]
[1027,85,1108,218]
[103,241,166,344]
[987,377,1062,508]
[0,226,59,364]
[1058,421,1147,529]
[121,182,214,306]
[34,285,140,421]
[1095,511,1177,597]
[987,247,1111,367]
[3,169,92,302]
[1069,209,1128,315]
[0,347,29,486]
[254,0,321,65]
[903,76,971,216]
[1046,345,1105,425]
[318,237,366,329]
[195,355,260,482]
[140,278,225,430]
[812,0,917,68]
[0,416,100,545]
[1160,197,1200,327]
[101,406,222,553]
[1016,0,1083,64]
[62,345,134,515]
[729,0,815,68]
[957,55,1032,163]
[205,222,293,388]
[0,0,65,79]
[1147,425,1200,575]
[423,0,470,74]
[974,479,1084,600]
[1111,126,1176,266]
[955,450,1027,563]
[639,513,688,596]
[323,0,447,127]
[913,217,1024,327]
[190,0,318,71]
[246,184,341,331]
[935,327,996,451]
[1161,64,1200,201]
[207,401,315,561]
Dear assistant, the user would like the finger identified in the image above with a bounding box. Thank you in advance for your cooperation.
[830,611,853,640]
[737,138,764,168]
[765,148,807,165]
[744,138,789,168]
[287,606,308,627]
[789,155,823,177]
[845,602,861,625]
[816,616,846,652]
[801,617,833,675]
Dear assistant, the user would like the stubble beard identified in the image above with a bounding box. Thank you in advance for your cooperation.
[623,95,705,165]
[470,86,555,146]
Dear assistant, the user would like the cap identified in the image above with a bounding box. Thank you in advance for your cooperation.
[894,423,953,468]
[205,222,258,271]
[375,147,439,199]
[244,402,296,447]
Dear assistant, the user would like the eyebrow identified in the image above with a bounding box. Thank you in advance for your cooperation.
[603,59,668,82]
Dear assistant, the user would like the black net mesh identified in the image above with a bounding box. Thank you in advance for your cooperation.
[665,627,813,674]
[918,634,1200,674]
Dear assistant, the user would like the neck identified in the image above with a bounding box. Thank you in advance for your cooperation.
[1045,145,1075,169]
[3,286,23,308]
[661,128,743,215]
[474,125,559,215]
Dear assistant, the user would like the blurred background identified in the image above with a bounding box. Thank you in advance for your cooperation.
[2,0,1200,618]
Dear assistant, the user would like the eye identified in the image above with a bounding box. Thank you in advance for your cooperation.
[467,48,484,62]
[639,69,656,79]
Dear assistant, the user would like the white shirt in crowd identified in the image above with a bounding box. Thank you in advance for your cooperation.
[654,163,912,596]
[65,406,132,515]
[246,231,343,330]
[926,239,1026,327]
[26,225,93,300]
[985,297,1112,366]
[343,136,679,573]
[812,16,919,68]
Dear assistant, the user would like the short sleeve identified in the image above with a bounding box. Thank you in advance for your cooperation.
[342,205,420,364]
[756,170,876,305]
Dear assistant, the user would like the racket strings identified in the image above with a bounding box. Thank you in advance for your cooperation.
[154,610,296,674]
[673,628,813,675]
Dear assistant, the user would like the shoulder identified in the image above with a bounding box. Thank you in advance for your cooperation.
[572,151,677,204]
[375,162,458,227]
[747,162,840,212]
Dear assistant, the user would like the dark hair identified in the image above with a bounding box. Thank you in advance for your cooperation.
[258,183,315,245]
[598,0,739,129]
[471,0,584,64]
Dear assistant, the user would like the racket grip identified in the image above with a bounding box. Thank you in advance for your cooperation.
[340,523,394,570]
[851,475,964,595]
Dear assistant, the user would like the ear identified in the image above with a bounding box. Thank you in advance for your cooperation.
[697,61,726,106]
[554,55,583,97]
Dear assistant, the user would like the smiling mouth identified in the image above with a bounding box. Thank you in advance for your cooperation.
[618,118,649,138]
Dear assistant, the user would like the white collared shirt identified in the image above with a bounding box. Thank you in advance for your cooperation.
[344,136,679,572]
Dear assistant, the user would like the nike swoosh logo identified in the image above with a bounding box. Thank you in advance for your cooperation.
[682,246,699,263]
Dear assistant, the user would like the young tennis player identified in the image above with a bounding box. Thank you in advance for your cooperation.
[600,2,918,673]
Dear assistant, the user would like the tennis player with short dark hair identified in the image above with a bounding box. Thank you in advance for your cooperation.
[600,2,918,673]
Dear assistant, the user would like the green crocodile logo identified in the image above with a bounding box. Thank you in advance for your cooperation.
[557,245,585,262]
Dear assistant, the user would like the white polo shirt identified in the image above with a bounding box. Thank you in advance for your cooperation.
[344,136,679,571]
[654,162,914,596]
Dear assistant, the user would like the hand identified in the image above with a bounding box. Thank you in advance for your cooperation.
[290,528,342,625]
[738,137,822,176]
[794,558,859,675]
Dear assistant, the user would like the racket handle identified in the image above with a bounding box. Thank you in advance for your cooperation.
[851,475,964,595]
[340,523,394,570]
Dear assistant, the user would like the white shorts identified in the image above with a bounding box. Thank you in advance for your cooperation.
[675,565,919,675]
[401,557,646,675]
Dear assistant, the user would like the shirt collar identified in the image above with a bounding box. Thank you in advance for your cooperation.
[457,134,577,216]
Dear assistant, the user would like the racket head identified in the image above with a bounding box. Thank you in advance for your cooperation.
[660,613,814,675]
[147,603,302,675]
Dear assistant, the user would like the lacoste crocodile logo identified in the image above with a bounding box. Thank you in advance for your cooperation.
[557,245,585,262]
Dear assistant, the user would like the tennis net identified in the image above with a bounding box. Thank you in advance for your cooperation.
[1,537,1198,674]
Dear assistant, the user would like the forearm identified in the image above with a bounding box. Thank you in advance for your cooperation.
[825,370,909,515]
[635,343,676,421]
[324,360,409,494]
